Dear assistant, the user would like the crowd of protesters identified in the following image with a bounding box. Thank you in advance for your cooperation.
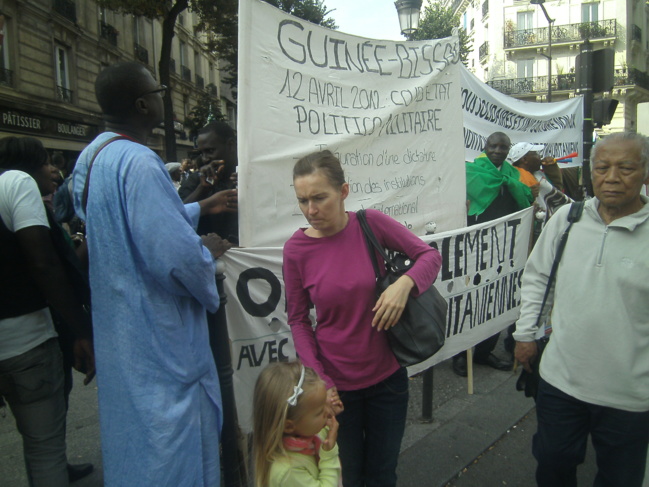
[1,59,648,487]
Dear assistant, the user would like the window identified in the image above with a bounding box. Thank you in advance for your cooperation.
[134,16,141,44]
[517,59,534,78]
[517,11,533,30]
[183,94,190,118]
[194,50,201,77]
[581,3,599,22]
[55,44,72,102]
[0,14,11,85]
[179,40,187,67]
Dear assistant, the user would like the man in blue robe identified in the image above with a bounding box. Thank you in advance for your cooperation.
[72,62,237,486]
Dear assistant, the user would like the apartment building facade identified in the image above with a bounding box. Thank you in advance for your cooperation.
[448,0,649,133]
[0,0,234,162]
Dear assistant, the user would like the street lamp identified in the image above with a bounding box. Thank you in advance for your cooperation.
[395,0,423,36]
[531,0,554,102]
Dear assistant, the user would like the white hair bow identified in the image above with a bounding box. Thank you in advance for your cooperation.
[287,365,306,406]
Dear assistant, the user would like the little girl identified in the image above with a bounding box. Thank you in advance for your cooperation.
[253,361,341,487]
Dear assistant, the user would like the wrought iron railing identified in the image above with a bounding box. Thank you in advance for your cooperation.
[487,67,649,96]
[57,85,73,103]
[487,74,577,95]
[0,68,13,87]
[615,67,649,91]
[504,19,617,49]
[53,0,76,23]
[181,65,191,82]
[196,75,204,90]
[100,21,118,47]
[134,43,149,64]
[479,41,489,60]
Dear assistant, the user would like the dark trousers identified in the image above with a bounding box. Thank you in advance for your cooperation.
[0,339,68,487]
[337,368,409,487]
[534,378,649,487]
[473,332,500,361]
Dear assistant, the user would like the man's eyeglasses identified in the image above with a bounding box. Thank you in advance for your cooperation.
[138,85,168,98]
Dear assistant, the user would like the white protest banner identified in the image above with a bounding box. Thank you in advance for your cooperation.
[461,66,584,166]
[223,208,532,432]
[238,0,467,248]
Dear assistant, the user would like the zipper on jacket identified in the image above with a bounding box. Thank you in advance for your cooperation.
[596,227,609,266]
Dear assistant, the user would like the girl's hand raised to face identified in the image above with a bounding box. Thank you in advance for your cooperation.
[322,413,339,452]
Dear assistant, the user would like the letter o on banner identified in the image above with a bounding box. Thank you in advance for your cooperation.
[236,268,282,317]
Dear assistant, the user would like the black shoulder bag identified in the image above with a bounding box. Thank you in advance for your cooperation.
[516,200,585,399]
[357,210,447,367]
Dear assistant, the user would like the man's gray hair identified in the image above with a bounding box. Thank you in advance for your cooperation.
[591,132,649,178]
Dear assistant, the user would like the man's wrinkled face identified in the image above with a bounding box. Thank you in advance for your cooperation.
[592,139,649,217]
[485,134,511,167]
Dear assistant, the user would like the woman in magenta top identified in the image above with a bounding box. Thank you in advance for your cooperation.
[283,150,441,487]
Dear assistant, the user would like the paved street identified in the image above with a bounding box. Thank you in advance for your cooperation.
[0,339,603,487]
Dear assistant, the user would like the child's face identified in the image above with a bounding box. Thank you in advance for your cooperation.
[288,382,328,438]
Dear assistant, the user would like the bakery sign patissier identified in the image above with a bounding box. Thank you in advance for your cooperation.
[0,106,99,141]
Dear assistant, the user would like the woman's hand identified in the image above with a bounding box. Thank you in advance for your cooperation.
[372,275,415,331]
[327,387,344,415]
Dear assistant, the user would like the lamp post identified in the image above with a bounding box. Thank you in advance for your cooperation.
[394,0,423,36]
[531,0,554,102]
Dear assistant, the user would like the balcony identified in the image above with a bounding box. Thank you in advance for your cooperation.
[505,19,617,50]
[53,0,76,23]
[196,74,204,90]
[0,68,13,87]
[100,21,118,47]
[614,67,649,91]
[134,43,149,64]
[56,85,73,103]
[487,73,576,96]
[481,0,489,19]
[170,58,176,74]
[479,41,489,61]
[181,65,191,82]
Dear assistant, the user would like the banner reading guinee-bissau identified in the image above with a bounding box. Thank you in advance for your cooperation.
[237,0,468,248]
[223,209,533,432]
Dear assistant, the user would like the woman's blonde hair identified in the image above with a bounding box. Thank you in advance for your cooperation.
[252,361,324,487]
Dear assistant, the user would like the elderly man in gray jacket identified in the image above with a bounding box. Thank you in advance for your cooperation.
[514,132,649,487]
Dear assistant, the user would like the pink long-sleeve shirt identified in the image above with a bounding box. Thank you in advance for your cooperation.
[283,210,442,391]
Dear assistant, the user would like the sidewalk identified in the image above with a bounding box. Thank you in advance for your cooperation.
[400,351,598,487]
[0,343,601,487]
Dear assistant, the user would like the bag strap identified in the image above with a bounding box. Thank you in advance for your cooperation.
[81,135,129,214]
[535,200,585,332]
[357,210,384,281]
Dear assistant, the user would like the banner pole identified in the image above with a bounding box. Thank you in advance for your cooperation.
[466,348,474,395]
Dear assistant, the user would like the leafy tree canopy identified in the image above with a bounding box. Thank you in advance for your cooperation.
[409,3,473,66]
[264,0,336,28]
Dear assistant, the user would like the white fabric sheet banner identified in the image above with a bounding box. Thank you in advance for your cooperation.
[223,208,533,432]
[238,0,467,248]
[460,66,584,166]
